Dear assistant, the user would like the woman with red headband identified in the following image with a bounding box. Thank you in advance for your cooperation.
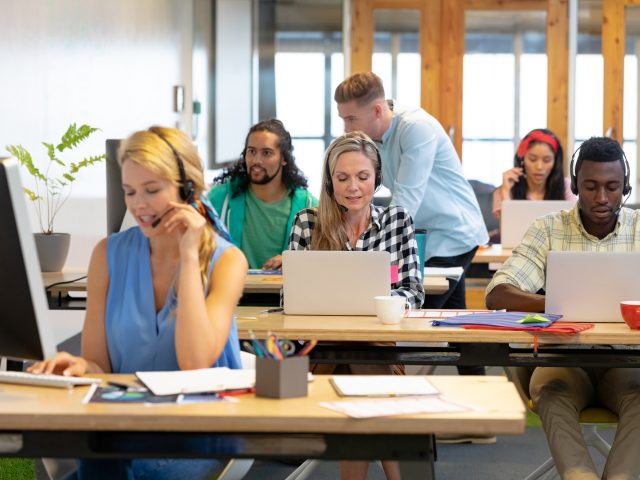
[493,128,576,219]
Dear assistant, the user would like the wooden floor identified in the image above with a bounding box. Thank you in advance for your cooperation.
[466,278,490,310]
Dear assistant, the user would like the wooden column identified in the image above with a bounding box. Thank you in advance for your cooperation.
[351,0,374,74]
[441,0,465,156]
[422,0,442,121]
[602,0,625,142]
[547,0,569,162]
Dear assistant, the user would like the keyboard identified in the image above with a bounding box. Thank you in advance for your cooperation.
[0,371,102,389]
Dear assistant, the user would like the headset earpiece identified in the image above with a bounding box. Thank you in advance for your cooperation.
[149,128,196,203]
[570,143,631,196]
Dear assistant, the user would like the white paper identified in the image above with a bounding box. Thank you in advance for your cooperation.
[320,395,473,418]
[424,267,464,280]
[136,368,255,396]
[330,376,438,397]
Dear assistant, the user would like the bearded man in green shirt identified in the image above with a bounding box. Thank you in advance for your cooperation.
[209,119,317,269]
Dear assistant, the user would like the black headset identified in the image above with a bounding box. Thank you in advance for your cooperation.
[149,128,196,204]
[324,137,383,196]
[569,144,631,196]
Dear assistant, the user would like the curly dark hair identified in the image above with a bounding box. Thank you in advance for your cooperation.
[511,128,566,201]
[212,118,309,197]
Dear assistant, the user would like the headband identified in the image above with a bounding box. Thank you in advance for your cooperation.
[516,130,559,158]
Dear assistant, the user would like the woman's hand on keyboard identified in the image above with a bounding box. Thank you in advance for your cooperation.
[28,351,89,377]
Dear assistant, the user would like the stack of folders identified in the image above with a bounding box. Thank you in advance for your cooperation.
[431,312,593,333]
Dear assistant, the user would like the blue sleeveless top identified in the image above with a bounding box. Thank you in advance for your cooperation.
[105,227,241,373]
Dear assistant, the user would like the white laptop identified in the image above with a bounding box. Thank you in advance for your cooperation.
[282,250,391,315]
[545,251,640,322]
[501,200,576,248]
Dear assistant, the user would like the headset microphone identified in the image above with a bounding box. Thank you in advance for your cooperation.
[151,208,174,229]
[614,190,632,217]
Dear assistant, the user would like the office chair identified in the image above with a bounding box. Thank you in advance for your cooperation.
[505,367,618,480]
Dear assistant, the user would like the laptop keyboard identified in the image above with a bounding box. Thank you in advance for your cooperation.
[0,370,101,389]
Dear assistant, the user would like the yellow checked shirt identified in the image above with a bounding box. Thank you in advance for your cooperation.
[486,205,640,296]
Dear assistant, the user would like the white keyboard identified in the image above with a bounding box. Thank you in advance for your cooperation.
[0,371,101,389]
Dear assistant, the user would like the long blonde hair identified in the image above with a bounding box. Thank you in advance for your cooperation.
[311,131,381,251]
[118,126,216,286]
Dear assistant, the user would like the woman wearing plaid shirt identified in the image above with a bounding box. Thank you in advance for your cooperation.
[288,131,424,480]
[288,131,424,309]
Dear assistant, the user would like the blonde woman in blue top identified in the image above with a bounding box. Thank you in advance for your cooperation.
[30,126,248,479]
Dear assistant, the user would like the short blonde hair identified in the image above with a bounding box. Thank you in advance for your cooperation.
[334,72,386,106]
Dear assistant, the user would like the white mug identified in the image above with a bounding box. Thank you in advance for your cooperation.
[374,295,412,325]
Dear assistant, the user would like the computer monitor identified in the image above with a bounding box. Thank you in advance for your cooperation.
[0,158,57,361]
[106,139,125,235]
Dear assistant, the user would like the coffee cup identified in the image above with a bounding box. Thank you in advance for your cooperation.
[620,301,640,329]
[374,295,411,325]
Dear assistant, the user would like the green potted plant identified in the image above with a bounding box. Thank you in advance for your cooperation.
[6,123,105,272]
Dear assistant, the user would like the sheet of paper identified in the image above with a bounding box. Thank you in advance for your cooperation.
[136,368,255,396]
[320,395,474,418]
[330,375,438,397]
[424,267,464,280]
[405,309,493,318]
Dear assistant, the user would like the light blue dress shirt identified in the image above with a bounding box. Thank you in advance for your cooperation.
[376,102,489,260]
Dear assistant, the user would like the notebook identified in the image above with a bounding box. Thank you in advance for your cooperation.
[282,250,391,315]
[545,251,640,322]
[501,200,576,248]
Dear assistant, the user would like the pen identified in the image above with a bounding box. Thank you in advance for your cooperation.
[107,380,145,391]
[297,339,318,356]
[259,307,284,314]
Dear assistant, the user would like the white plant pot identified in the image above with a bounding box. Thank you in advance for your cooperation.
[34,233,70,272]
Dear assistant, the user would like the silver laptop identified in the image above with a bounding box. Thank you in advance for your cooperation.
[282,250,391,315]
[501,200,576,248]
[545,251,640,322]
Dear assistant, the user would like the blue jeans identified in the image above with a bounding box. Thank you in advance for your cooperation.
[67,458,225,480]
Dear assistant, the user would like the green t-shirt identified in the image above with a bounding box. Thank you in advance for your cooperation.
[241,188,292,269]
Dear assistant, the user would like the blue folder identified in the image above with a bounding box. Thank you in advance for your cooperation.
[432,312,563,328]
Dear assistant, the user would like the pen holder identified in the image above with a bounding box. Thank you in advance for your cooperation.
[255,355,309,399]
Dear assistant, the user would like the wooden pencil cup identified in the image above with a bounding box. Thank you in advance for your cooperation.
[255,355,309,399]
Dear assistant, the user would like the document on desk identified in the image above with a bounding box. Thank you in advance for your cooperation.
[136,367,255,396]
[424,266,464,281]
[320,395,473,418]
[330,375,438,397]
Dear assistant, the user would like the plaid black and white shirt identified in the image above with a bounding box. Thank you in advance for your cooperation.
[288,205,425,308]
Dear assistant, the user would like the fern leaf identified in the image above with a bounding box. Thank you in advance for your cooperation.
[23,187,42,202]
[42,142,64,167]
[56,123,99,152]
[6,145,46,181]
[62,173,75,182]
[68,154,105,174]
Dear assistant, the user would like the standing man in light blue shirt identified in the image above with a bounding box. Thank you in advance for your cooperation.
[335,73,491,394]
[334,72,488,313]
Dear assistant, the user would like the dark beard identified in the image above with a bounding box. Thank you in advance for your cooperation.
[249,162,283,185]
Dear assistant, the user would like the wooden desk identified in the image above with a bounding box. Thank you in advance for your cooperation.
[44,271,451,297]
[0,375,524,478]
[236,307,640,368]
[472,244,512,264]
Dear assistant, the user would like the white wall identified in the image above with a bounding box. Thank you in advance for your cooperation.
[215,0,253,164]
[0,0,194,268]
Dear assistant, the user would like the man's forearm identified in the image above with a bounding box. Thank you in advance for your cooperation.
[485,283,545,312]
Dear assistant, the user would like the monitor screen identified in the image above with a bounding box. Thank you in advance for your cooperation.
[106,139,137,235]
[0,158,57,361]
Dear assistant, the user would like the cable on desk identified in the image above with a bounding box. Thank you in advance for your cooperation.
[44,275,88,292]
